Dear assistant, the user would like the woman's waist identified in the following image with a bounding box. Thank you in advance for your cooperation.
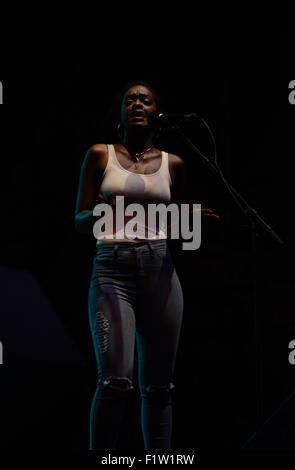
[96,238,167,251]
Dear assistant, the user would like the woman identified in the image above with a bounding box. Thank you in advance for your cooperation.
[75,80,217,451]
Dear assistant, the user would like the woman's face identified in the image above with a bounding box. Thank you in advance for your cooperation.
[121,85,157,131]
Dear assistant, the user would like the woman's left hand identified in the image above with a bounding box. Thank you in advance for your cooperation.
[190,204,220,222]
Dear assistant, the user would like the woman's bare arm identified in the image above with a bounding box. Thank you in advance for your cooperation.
[74,144,108,234]
[169,154,186,205]
[166,154,186,238]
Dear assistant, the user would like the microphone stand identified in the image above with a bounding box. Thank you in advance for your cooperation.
[162,118,285,429]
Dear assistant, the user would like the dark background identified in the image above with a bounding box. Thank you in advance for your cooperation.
[0,2,294,464]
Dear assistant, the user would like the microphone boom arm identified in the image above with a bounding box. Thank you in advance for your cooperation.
[164,119,284,246]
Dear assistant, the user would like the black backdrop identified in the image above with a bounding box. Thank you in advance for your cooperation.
[0,2,294,466]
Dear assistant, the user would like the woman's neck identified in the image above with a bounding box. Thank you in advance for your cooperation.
[122,129,154,154]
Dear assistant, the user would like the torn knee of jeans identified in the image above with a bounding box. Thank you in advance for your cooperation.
[102,376,134,393]
[141,382,175,402]
[94,311,110,353]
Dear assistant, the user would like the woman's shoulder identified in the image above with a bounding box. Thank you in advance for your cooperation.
[165,152,185,184]
[167,153,184,167]
[88,143,109,157]
[85,143,109,171]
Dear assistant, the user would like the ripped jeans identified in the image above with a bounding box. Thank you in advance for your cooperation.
[88,239,184,450]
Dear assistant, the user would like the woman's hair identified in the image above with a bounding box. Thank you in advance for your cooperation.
[102,80,161,143]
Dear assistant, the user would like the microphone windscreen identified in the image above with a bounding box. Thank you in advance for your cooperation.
[147,111,164,126]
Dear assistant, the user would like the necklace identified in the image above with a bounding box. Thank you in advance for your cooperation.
[133,144,154,163]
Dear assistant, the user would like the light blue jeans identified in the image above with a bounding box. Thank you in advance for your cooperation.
[88,239,184,450]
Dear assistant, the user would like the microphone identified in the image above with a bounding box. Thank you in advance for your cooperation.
[148,111,201,125]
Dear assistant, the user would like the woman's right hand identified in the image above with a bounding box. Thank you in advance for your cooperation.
[94,192,116,207]
[94,192,130,208]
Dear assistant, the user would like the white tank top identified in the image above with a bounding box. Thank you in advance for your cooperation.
[96,144,172,244]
